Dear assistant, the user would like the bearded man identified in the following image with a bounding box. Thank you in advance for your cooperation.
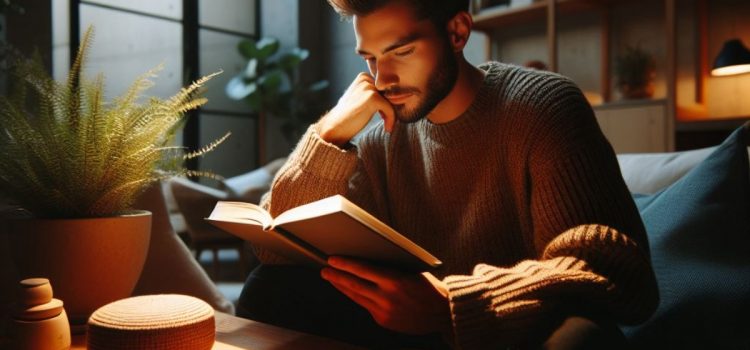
[236,1,658,348]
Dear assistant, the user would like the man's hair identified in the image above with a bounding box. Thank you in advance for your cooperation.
[327,0,470,28]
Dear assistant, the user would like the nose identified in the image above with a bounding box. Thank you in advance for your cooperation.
[373,61,398,91]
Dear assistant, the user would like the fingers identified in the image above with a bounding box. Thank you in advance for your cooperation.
[321,266,383,304]
[321,71,395,143]
[356,73,396,133]
[328,256,399,285]
[324,272,381,311]
[376,101,396,133]
[355,71,374,83]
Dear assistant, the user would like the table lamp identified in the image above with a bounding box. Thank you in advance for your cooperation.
[711,38,750,77]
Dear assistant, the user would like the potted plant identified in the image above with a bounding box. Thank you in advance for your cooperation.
[614,45,656,99]
[0,27,227,326]
[225,37,329,147]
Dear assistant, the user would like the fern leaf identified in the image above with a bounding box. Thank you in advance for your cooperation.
[184,131,231,159]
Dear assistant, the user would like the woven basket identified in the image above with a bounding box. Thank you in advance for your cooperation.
[87,294,215,350]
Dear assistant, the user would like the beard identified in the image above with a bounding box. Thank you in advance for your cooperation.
[385,41,459,124]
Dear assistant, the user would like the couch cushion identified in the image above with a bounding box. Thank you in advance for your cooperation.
[616,146,715,194]
[220,158,286,204]
[620,125,750,348]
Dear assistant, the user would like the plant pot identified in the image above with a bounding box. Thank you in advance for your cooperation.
[618,81,655,100]
[7,211,151,326]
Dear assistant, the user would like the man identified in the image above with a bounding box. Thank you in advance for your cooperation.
[237,0,659,348]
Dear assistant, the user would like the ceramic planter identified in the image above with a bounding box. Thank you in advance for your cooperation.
[7,211,151,325]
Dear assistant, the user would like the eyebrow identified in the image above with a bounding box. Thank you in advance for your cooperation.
[356,32,423,56]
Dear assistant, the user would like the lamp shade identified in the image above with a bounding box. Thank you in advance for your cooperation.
[712,39,750,76]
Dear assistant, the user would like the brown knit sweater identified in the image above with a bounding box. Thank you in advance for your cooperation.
[258,62,659,349]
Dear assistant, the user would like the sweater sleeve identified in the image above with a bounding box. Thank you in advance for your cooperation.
[444,73,658,349]
[254,124,359,263]
[445,224,658,349]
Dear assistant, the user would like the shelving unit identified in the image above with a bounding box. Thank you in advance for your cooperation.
[471,0,677,152]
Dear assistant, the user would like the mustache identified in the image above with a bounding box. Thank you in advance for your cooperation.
[381,86,420,97]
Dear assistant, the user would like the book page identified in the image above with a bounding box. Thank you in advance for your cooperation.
[275,195,442,271]
[272,196,343,227]
[206,219,326,267]
[207,201,274,228]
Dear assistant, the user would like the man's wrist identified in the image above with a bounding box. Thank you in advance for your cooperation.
[314,121,354,149]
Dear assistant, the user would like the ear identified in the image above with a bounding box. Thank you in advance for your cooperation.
[445,11,473,52]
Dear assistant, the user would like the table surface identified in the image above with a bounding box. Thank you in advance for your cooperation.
[71,311,362,349]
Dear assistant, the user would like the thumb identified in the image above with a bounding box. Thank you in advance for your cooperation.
[378,102,396,133]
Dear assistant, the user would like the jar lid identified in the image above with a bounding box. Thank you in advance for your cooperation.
[13,278,64,321]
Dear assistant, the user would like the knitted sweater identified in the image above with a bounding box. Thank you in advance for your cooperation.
[258,62,659,349]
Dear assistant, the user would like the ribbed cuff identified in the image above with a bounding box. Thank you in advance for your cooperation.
[443,257,608,349]
[444,266,500,349]
[292,124,359,182]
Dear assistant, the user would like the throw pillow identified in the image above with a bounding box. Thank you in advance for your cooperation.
[620,124,750,348]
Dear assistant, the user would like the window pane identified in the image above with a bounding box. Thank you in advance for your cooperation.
[199,113,258,178]
[80,4,182,100]
[200,29,253,113]
[53,0,71,82]
[84,0,182,20]
[199,0,256,35]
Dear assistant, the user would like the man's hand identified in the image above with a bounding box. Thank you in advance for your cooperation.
[317,73,396,146]
[320,256,452,335]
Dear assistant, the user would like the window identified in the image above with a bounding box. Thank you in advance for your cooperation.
[55,0,260,179]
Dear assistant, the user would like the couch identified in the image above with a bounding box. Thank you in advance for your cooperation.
[614,124,750,348]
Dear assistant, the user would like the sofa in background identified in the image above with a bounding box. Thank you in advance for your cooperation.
[168,158,286,277]
[615,124,750,348]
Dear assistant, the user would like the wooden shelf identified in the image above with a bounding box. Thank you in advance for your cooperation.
[473,0,606,32]
[592,98,667,110]
[473,2,548,30]
[472,0,678,151]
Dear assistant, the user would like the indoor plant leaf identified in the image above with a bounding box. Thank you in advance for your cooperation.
[226,76,257,100]
[237,39,259,59]
[278,48,309,72]
[255,37,280,61]
[0,26,228,218]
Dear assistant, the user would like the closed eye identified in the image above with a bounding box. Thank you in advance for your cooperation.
[395,47,415,57]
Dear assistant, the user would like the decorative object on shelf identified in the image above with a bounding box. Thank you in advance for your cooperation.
[0,26,227,327]
[614,45,656,99]
[473,0,510,12]
[9,278,71,350]
[87,294,215,350]
[226,37,329,145]
[711,38,750,77]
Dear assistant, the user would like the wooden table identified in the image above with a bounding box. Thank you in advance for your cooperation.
[71,312,362,349]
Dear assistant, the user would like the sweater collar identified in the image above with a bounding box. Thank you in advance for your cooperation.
[414,63,500,145]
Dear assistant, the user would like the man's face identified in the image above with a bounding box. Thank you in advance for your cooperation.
[353,2,458,123]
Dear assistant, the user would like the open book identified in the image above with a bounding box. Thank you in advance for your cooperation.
[206,195,442,272]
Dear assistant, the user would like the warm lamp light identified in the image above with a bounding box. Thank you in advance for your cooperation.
[712,39,750,77]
